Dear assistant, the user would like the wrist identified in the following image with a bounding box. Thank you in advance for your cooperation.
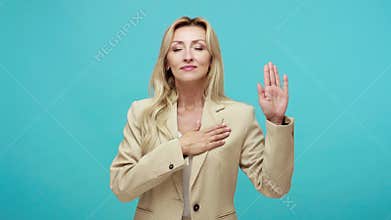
[179,138,188,155]
[268,116,284,125]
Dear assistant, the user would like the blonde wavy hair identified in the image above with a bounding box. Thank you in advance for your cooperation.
[139,16,229,154]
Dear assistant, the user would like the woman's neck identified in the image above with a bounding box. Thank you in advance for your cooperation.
[176,81,206,111]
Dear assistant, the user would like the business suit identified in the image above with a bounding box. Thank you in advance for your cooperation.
[110,96,294,220]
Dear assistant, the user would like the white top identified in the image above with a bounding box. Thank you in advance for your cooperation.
[178,131,193,218]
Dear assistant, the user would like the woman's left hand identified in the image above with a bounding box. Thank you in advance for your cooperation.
[257,62,289,125]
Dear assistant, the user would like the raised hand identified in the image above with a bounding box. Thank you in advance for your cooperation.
[257,62,289,125]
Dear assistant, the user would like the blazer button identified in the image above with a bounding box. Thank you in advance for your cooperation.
[193,204,200,212]
[169,163,174,169]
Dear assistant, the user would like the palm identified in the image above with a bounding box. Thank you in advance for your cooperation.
[257,62,289,124]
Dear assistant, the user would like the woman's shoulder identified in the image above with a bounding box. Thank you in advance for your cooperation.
[130,97,154,108]
[220,97,256,112]
[126,97,154,119]
[219,98,258,126]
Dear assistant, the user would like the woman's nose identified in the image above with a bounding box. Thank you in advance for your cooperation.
[183,49,194,62]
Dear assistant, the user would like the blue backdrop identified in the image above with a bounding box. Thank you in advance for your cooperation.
[1,0,390,219]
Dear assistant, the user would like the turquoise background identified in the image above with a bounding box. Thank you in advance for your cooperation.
[1,0,390,219]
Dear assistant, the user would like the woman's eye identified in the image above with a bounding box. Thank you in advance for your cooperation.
[172,48,182,52]
[194,47,204,51]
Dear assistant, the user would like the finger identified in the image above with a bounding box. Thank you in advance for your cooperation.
[283,74,289,95]
[264,64,271,86]
[269,62,276,86]
[274,64,281,88]
[207,140,225,151]
[257,83,265,100]
[208,126,231,136]
[210,131,230,142]
[203,123,226,133]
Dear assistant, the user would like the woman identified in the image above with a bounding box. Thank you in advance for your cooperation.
[110,16,294,220]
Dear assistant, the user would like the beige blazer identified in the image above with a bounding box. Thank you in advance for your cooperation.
[110,97,294,220]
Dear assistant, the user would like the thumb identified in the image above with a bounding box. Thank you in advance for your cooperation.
[194,119,201,131]
[257,83,265,99]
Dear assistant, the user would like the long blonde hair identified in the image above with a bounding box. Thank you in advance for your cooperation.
[140,16,228,154]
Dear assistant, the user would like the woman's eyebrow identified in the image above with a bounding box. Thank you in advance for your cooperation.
[171,39,206,44]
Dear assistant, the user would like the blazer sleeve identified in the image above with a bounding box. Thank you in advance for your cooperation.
[239,106,294,198]
[110,101,187,202]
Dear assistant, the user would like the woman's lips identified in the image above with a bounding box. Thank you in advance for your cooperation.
[180,65,197,71]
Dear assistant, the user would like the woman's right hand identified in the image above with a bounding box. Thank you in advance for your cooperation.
[179,121,231,156]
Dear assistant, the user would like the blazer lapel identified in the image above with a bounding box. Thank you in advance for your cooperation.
[166,97,226,197]
[190,98,225,189]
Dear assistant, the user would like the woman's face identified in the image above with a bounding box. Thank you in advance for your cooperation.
[166,25,211,83]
